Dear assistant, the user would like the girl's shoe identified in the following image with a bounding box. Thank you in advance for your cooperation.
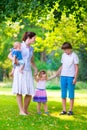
[37,112,41,115]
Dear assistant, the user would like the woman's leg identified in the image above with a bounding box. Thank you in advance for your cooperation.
[16,94,26,115]
[23,95,32,114]
[37,102,41,113]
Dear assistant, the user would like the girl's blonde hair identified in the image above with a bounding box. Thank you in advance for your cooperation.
[38,70,47,79]
[35,70,47,81]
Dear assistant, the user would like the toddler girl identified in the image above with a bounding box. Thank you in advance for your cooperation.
[33,70,57,115]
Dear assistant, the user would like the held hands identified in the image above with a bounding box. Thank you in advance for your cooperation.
[34,68,38,76]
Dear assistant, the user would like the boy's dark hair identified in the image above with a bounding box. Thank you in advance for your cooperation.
[61,42,72,49]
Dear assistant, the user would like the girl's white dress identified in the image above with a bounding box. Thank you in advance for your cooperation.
[12,42,34,95]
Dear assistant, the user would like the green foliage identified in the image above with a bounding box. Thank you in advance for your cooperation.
[78,45,87,81]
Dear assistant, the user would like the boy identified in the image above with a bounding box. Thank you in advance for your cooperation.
[56,42,79,115]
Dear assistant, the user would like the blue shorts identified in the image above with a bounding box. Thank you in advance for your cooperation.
[60,76,75,99]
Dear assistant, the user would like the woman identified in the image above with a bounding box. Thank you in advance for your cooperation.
[8,32,38,115]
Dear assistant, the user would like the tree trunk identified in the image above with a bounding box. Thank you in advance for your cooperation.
[40,51,46,62]
[0,69,3,81]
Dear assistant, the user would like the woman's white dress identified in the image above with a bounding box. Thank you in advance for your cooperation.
[12,42,34,95]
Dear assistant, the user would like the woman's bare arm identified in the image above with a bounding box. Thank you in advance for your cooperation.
[8,52,13,61]
[31,56,38,75]
[8,52,18,65]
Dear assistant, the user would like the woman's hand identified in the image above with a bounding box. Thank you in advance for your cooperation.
[31,56,38,75]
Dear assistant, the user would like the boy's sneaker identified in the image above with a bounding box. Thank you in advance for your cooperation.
[60,111,67,115]
[67,111,73,115]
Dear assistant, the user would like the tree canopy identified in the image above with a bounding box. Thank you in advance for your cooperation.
[0,0,87,80]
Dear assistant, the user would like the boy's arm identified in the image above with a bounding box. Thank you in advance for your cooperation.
[47,65,62,81]
[56,66,62,76]
[73,64,79,84]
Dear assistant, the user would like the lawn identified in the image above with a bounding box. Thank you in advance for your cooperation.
[0,87,87,130]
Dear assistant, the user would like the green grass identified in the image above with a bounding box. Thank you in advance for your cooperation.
[0,87,87,130]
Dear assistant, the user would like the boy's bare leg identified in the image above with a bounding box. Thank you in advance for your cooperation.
[62,98,67,112]
[69,99,74,111]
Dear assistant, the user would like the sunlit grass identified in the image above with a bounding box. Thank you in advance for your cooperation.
[0,87,87,130]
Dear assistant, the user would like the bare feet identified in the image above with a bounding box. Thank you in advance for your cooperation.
[24,111,30,115]
[19,111,27,115]
[25,112,30,115]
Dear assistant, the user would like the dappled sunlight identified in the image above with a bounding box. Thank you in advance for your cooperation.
[50,112,75,121]
[47,90,61,101]
[0,90,87,130]
[75,98,87,106]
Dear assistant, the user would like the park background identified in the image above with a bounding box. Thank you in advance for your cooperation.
[0,0,87,130]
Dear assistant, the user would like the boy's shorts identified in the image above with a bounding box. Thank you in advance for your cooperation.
[60,76,75,99]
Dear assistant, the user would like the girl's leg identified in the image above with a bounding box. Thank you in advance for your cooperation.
[37,102,41,113]
[43,102,48,112]
[23,95,32,114]
[16,94,26,115]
